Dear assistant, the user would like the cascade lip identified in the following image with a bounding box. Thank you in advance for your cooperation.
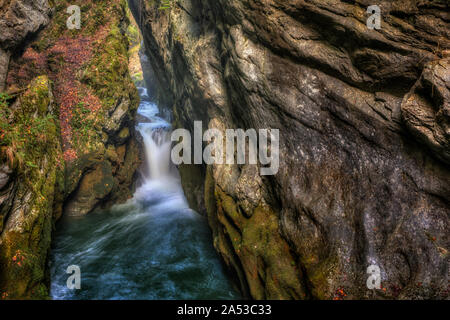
[136,92,170,130]
[136,121,170,131]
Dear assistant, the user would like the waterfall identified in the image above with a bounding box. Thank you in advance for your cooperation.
[133,87,186,207]
[136,88,173,181]
[139,126,172,180]
[49,86,240,300]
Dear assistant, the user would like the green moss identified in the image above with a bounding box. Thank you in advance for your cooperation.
[66,2,138,159]
[204,166,217,224]
[155,0,174,10]
[126,23,140,47]
[1,77,59,173]
[306,254,339,300]
[2,0,140,300]
[82,22,139,115]
[69,101,102,152]
[35,0,128,49]
[118,127,130,139]
[213,188,306,299]
[132,71,144,84]
[0,75,64,299]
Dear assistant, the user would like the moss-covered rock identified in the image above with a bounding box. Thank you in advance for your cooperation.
[0,76,63,299]
[212,184,306,299]
[0,0,142,299]
[11,0,142,217]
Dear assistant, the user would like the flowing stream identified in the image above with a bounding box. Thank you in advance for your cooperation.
[49,88,240,300]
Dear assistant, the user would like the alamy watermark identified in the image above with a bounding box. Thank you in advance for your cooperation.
[66,4,381,31]
[367,5,381,30]
[366,264,381,289]
[66,265,81,290]
[171,122,279,176]
[66,5,81,30]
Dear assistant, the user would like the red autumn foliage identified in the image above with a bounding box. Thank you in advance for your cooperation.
[333,288,347,300]
[6,23,110,162]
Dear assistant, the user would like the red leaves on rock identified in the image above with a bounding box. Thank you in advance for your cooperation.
[7,24,110,162]
[63,148,77,162]
[51,35,98,156]
[333,288,347,300]
[11,250,25,267]
[7,47,47,86]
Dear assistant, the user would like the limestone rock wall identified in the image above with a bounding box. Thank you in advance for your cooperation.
[131,0,449,299]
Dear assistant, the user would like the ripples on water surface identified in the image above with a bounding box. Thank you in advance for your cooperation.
[50,88,240,300]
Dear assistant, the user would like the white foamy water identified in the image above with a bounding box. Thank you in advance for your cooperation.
[49,87,240,300]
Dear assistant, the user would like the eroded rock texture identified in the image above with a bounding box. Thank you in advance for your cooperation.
[131,0,449,299]
[0,0,51,90]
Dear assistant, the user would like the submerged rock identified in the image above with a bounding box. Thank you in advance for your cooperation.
[132,0,449,299]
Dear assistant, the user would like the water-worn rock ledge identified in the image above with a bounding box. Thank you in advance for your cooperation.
[131,0,449,299]
[0,0,141,299]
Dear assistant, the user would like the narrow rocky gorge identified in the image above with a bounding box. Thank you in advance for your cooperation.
[129,0,449,299]
[0,0,448,300]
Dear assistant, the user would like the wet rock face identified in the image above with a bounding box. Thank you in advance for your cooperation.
[0,164,14,233]
[0,0,51,90]
[0,0,50,48]
[401,57,450,164]
[133,0,449,299]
